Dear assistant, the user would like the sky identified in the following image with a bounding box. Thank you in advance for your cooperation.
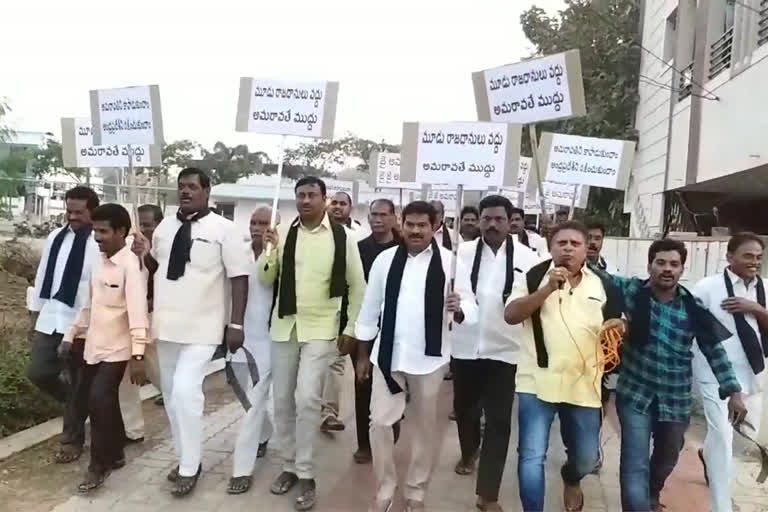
[1,0,565,161]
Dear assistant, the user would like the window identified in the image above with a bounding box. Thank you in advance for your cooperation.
[664,9,678,62]
[216,203,234,221]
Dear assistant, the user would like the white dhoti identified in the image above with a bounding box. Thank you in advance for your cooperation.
[157,340,217,477]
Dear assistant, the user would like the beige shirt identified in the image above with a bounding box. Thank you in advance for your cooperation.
[152,212,251,345]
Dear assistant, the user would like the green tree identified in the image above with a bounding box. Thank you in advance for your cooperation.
[0,151,28,216]
[193,142,272,185]
[520,0,641,235]
[0,99,15,143]
[284,134,400,178]
[30,137,86,181]
[159,139,201,177]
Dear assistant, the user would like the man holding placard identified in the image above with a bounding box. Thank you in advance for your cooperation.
[452,195,538,511]
[132,168,251,497]
[259,176,365,511]
[355,201,478,512]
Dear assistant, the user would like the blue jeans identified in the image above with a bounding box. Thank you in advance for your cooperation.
[617,395,688,511]
[517,393,600,512]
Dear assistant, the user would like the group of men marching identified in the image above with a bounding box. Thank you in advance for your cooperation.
[26,169,764,512]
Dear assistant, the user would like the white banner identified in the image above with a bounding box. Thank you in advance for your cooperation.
[473,50,586,125]
[541,181,589,208]
[399,121,522,188]
[541,133,636,190]
[61,117,159,168]
[369,151,421,190]
[89,85,164,146]
[235,78,339,139]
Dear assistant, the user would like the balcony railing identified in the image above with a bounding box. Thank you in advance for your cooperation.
[759,0,768,46]
[709,27,734,80]
[678,61,693,101]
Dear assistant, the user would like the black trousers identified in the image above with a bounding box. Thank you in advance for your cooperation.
[27,332,85,447]
[350,343,400,452]
[453,358,517,502]
[73,360,128,472]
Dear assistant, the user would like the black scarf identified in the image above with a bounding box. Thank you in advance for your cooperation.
[471,235,517,303]
[525,259,621,368]
[440,224,452,250]
[627,281,731,353]
[517,229,530,248]
[167,208,211,281]
[39,225,92,308]
[277,216,347,318]
[379,238,445,394]
[724,270,768,374]
[596,256,608,271]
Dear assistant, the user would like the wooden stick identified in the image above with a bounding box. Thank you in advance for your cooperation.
[266,134,287,255]
[528,124,549,221]
[568,184,578,220]
[448,184,464,331]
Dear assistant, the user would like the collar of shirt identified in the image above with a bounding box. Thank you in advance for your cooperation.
[102,244,131,265]
[408,244,435,260]
[726,266,758,292]
[299,213,331,233]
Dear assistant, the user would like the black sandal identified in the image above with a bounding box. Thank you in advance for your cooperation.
[257,440,269,458]
[78,470,110,493]
[171,464,201,497]
[167,466,179,482]
[295,479,316,511]
[55,445,83,464]
[270,471,299,495]
[227,475,252,494]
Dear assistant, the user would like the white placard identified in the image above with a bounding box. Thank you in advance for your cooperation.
[235,78,338,139]
[473,50,586,124]
[426,186,458,216]
[399,122,522,188]
[541,181,589,208]
[369,152,421,190]
[61,118,159,168]
[89,85,163,146]
[541,132,636,190]
[508,156,532,192]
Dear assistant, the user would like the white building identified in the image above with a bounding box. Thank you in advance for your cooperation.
[627,0,768,236]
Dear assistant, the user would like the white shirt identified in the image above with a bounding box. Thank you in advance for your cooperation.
[434,224,456,249]
[151,212,251,345]
[515,231,550,260]
[692,268,764,394]
[355,244,478,375]
[232,249,273,368]
[452,237,539,364]
[28,226,100,335]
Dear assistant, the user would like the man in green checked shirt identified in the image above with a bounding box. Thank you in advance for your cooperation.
[594,239,748,512]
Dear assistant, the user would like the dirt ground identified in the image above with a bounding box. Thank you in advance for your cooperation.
[0,372,235,512]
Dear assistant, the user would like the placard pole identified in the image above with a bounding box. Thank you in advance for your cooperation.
[528,124,549,223]
[568,184,578,220]
[448,184,464,331]
[127,144,143,270]
[266,135,287,254]
[399,188,404,208]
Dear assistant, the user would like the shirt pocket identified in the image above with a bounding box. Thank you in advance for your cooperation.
[190,238,220,269]
[96,279,126,308]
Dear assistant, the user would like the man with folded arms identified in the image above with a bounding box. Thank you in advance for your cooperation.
[356,200,478,512]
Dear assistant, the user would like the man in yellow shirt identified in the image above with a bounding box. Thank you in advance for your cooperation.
[259,176,365,511]
[504,221,622,512]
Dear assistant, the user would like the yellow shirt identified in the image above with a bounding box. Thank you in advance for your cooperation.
[509,263,606,408]
[258,213,365,342]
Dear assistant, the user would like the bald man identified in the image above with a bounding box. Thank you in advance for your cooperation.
[227,206,278,494]
[430,200,455,250]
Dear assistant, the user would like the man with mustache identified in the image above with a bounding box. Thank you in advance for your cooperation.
[692,233,766,512]
[509,207,548,258]
[27,185,101,465]
[593,239,747,511]
[355,201,478,512]
[504,221,622,512]
[585,221,618,274]
[459,205,480,242]
[452,195,539,512]
[132,168,251,496]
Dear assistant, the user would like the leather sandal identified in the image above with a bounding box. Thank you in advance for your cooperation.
[55,444,83,464]
[227,475,252,494]
[270,471,299,495]
[78,470,110,493]
[295,478,316,511]
[171,464,201,497]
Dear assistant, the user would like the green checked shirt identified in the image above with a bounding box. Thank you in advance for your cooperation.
[598,273,741,422]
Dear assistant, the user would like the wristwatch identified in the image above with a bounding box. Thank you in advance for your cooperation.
[132,355,144,361]
[228,323,244,331]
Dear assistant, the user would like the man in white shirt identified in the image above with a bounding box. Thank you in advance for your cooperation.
[132,168,251,497]
[430,200,455,250]
[693,233,767,512]
[227,205,278,494]
[452,195,539,512]
[355,200,478,512]
[586,221,619,274]
[26,185,100,464]
[509,207,549,258]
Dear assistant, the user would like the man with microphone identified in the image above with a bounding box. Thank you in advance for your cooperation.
[504,221,622,512]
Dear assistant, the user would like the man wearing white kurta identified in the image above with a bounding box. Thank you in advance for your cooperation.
[355,201,478,512]
[133,168,251,497]
[228,206,277,494]
[452,195,539,512]
[693,233,767,512]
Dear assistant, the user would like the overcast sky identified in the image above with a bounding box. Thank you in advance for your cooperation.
[1,0,564,159]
